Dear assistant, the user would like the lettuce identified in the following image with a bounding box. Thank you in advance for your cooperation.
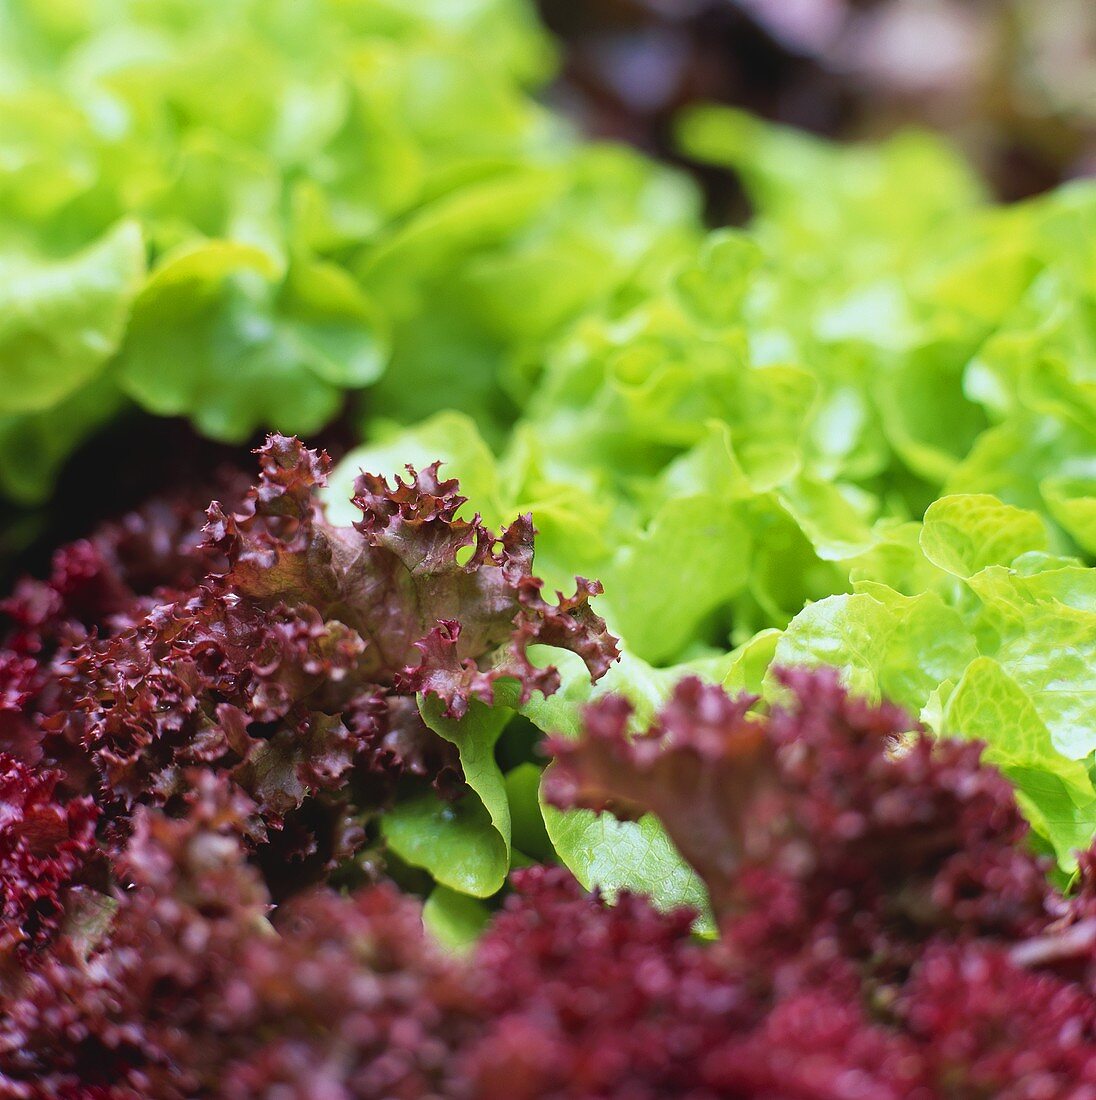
[6,3,1096,1082]
[0,0,699,501]
[328,111,1096,891]
[0,435,617,935]
[8,669,1096,1096]
[6,0,1096,925]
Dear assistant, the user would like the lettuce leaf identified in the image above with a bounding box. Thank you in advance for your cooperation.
[384,695,517,897]
[940,657,1096,868]
[0,220,143,414]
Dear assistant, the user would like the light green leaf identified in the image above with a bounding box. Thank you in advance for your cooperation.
[773,587,978,712]
[422,885,490,954]
[406,692,515,897]
[541,795,712,930]
[845,521,947,597]
[117,243,384,440]
[964,566,1096,759]
[720,628,781,696]
[777,476,877,562]
[876,352,989,485]
[673,229,761,329]
[606,495,751,664]
[523,648,721,926]
[920,494,1049,578]
[994,609,1096,760]
[380,690,522,901]
[381,791,508,898]
[278,258,388,389]
[940,657,1096,867]
[505,762,554,863]
[0,220,144,414]
[360,168,566,306]
[1042,474,1096,556]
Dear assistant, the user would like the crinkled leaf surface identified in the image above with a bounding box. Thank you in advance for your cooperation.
[941,657,1096,866]
[920,494,1049,578]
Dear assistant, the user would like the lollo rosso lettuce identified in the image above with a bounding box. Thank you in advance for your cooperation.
[4,667,1096,1096]
[0,434,616,965]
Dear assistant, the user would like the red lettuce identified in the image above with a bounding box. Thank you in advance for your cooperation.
[0,436,616,953]
[547,667,1052,974]
[4,467,1096,1097]
[0,755,99,962]
[4,671,1096,1097]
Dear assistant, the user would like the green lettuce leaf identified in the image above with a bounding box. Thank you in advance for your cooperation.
[422,885,491,954]
[540,798,712,928]
[772,587,979,712]
[605,495,752,664]
[381,791,508,899]
[940,657,1096,867]
[0,220,144,414]
[920,494,1049,578]
[381,692,516,899]
[117,243,387,440]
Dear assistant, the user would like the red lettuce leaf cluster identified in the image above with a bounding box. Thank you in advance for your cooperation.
[0,755,99,962]
[2,776,477,1099]
[0,436,616,958]
[4,670,1096,1097]
[547,668,1052,975]
[541,667,1096,1096]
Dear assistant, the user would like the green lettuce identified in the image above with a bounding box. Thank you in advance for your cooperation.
[328,112,1096,898]
[0,0,699,501]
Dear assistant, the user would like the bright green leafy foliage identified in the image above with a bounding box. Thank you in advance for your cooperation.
[328,111,1096,895]
[384,694,516,898]
[0,219,144,415]
[539,801,712,926]
[381,792,508,899]
[0,0,698,501]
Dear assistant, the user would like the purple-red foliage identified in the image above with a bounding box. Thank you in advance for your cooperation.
[70,436,613,837]
[459,865,750,1099]
[0,436,616,957]
[1,776,477,1100]
[0,755,98,962]
[5,792,1093,1098]
[542,668,1096,1096]
[5,466,1096,1098]
[548,668,1052,978]
[900,945,1096,1098]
